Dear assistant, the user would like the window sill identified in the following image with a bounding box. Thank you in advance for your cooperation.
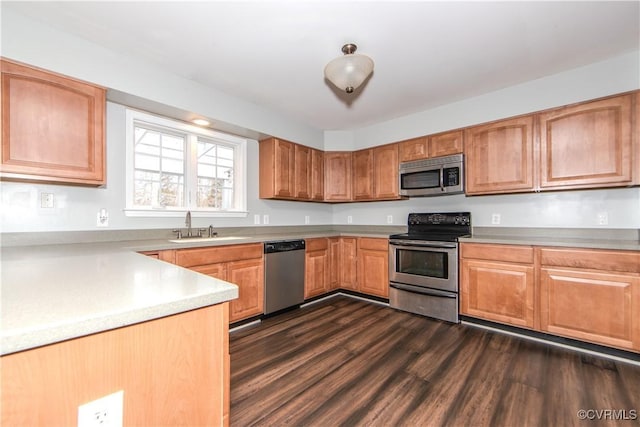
[124,209,248,218]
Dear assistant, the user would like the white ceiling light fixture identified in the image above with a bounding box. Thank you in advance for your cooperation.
[324,43,374,94]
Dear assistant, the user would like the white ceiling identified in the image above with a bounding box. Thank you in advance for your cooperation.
[4,1,640,131]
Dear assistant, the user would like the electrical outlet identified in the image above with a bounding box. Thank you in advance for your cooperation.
[347,215,353,224]
[304,215,310,225]
[597,212,608,225]
[254,214,260,225]
[263,214,269,225]
[40,192,55,208]
[96,209,109,227]
[491,213,501,225]
[78,390,124,427]
[386,215,393,224]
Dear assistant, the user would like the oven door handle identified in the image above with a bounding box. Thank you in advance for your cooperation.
[390,283,457,299]
[389,241,457,249]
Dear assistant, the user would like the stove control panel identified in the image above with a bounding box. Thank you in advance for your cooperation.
[408,212,471,226]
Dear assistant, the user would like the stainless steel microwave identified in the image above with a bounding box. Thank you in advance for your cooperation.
[399,154,464,197]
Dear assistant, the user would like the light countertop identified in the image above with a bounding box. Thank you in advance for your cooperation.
[460,227,640,251]
[2,225,638,356]
[1,244,238,355]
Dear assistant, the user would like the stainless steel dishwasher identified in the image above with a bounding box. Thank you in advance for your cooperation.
[264,239,306,315]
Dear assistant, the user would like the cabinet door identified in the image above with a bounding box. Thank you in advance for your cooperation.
[373,144,400,200]
[539,95,633,189]
[460,259,535,328]
[1,59,105,185]
[311,148,324,201]
[399,137,428,162]
[464,116,534,194]
[259,138,295,199]
[429,130,463,158]
[324,151,352,201]
[340,237,358,291]
[357,238,389,298]
[305,238,329,299]
[294,144,312,199]
[328,238,340,290]
[192,263,228,281]
[540,268,640,351]
[352,149,374,200]
[227,259,264,323]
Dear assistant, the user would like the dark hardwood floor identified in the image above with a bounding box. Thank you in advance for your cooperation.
[230,296,640,427]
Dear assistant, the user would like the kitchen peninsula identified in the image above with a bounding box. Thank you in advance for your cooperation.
[1,242,238,426]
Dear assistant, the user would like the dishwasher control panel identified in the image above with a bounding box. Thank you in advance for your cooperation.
[264,239,306,253]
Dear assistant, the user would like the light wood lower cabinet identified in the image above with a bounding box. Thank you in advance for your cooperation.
[172,243,264,323]
[340,237,358,291]
[1,304,229,426]
[461,243,640,352]
[357,238,389,298]
[460,244,535,328]
[305,238,329,299]
[539,247,640,351]
[328,237,340,290]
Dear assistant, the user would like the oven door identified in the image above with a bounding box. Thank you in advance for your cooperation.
[388,241,458,292]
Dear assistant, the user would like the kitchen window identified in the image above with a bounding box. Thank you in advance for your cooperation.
[125,109,247,217]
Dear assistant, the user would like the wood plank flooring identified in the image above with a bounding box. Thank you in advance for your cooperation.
[230,296,640,427]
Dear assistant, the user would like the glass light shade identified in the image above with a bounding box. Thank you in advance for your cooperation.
[324,53,374,93]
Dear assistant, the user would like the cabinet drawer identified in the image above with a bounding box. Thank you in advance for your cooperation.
[306,237,328,251]
[540,247,640,274]
[175,243,263,267]
[358,237,388,251]
[461,243,533,264]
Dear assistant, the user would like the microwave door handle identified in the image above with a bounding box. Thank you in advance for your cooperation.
[391,283,457,298]
[440,165,445,192]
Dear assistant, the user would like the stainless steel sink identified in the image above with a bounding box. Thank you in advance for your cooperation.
[168,236,249,244]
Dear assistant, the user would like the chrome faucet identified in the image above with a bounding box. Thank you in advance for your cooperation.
[185,210,192,237]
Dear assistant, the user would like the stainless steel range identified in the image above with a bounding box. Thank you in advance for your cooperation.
[389,212,471,323]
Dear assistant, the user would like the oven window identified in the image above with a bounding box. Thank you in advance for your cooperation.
[401,169,440,190]
[397,249,448,279]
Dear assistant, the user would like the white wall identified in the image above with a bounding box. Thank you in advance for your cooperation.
[333,188,640,228]
[0,103,333,232]
[1,8,639,232]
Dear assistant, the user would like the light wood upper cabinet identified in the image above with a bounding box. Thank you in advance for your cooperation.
[305,238,329,299]
[460,243,535,329]
[259,138,296,199]
[353,144,401,201]
[399,137,429,162]
[1,59,106,185]
[464,116,535,195]
[311,148,324,201]
[373,143,400,199]
[357,237,389,298]
[538,94,633,189]
[398,130,462,162]
[429,130,463,158]
[294,144,312,199]
[324,151,352,201]
[540,247,640,351]
[352,148,374,200]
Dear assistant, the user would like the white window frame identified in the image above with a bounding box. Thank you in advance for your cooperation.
[124,109,248,218]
